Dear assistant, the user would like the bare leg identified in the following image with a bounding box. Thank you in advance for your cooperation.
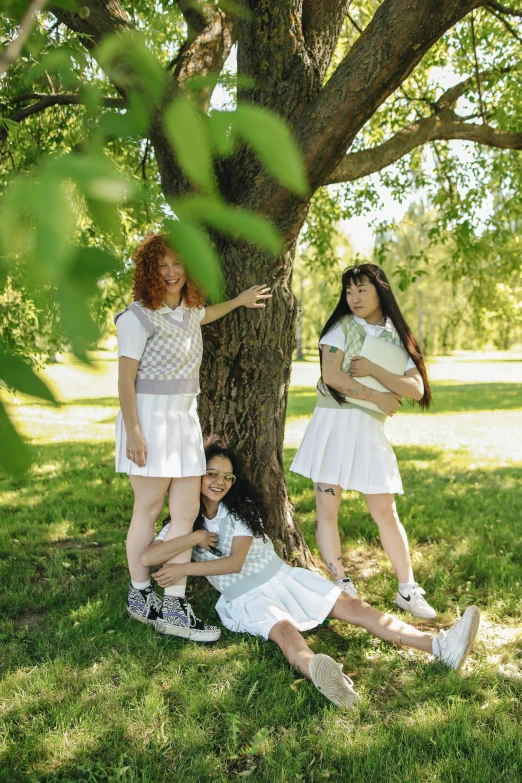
[268,620,316,679]
[328,593,433,654]
[127,476,170,583]
[162,475,202,588]
[365,494,414,584]
[314,482,345,580]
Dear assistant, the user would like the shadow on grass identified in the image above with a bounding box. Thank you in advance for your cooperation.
[1,440,522,781]
[287,382,522,419]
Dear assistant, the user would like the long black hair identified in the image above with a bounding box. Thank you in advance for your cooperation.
[319,263,431,410]
[192,436,268,539]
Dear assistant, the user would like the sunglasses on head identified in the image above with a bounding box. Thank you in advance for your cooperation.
[206,468,236,484]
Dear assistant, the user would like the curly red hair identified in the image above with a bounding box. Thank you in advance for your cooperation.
[131,233,205,310]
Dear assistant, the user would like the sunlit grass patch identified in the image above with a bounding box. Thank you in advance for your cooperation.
[1,357,522,780]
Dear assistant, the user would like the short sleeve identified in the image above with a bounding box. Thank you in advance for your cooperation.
[231,514,254,538]
[117,310,148,361]
[405,356,417,373]
[155,522,170,541]
[196,307,206,323]
[318,323,346,352]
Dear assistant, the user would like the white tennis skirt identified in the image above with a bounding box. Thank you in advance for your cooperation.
[115,393,205,478]
[290,406,403,495]
[215,563,341,640]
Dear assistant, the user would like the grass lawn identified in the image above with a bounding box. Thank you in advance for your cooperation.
[1,355,522,782]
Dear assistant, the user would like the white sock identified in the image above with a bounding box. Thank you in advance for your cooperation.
[164,584,186,598]
[398,581,416,594]
[132,579,151,590]
[432,637,441,659]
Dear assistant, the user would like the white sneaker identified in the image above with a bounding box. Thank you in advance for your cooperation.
[334,576,358,598]
[309,653,361,709]
[395,583,436,619]
[435,605,480,671]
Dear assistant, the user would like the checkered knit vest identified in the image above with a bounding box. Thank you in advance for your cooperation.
[316,315,404,421]
[193,510,285,601]
[115,301,203,394]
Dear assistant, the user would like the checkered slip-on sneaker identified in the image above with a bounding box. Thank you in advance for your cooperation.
[127,585,163,625]
[309,654,361,709]
[155,596,221,643]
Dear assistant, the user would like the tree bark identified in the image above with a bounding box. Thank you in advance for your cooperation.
[198,240,314,565]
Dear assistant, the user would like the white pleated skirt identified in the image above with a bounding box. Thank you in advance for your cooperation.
[115,393,205,478]
[215,563,341,640]
[290,407,403,495]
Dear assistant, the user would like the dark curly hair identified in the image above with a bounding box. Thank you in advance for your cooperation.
[193,437,268,539]
[132,233,205,310]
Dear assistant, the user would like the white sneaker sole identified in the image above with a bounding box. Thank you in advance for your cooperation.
[155,619,221,643]
[395,592,437,619]
[443,605,480,671]
[309,654,361,709]
[127,607,156,625]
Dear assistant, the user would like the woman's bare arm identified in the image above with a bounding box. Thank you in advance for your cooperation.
[118,356,147,466]
[321,346,401,416]
[152,536,253,587]
[350,357,424,400]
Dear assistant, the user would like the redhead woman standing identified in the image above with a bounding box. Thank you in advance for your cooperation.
[115,233,270,641]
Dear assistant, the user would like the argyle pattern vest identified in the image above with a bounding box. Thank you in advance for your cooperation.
[193,510,285,601]
[115,302,203,394]
[316,315,404,421]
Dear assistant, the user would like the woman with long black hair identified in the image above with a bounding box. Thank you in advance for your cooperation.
[291,264,435,619]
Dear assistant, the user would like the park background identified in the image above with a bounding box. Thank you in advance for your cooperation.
[2,225,522,782]
[2,1,522,781]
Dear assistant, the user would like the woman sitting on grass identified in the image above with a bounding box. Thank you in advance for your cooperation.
[141,438,480,709]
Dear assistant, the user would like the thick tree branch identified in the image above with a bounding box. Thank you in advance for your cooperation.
[302,1,354,82]
[0,0,48,77]
[49,0,132,49]
[170,3,237,110]
[324,111,522,185]
[484,1,522,17]
[326,67,521,184]
[6,92,124,123]
[295,0,483,193]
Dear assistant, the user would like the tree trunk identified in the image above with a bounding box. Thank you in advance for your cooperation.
[198,240,314,566]
[295,271,305,361]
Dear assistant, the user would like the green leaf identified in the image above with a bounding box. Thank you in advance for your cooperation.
[233,105,308,196]
[48,152,136,204]
[164,220,223,301]
[171,196,282,254]
[164,98,214,192]
[183,74,220,94]
[57,247,120,359]
[208,111,234,157]
[0,172,76,279]
[0,117,20,132]
[52,0,80,10]
[0,345,56,403]
[96,33,166,105]
[0,401,31,476]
